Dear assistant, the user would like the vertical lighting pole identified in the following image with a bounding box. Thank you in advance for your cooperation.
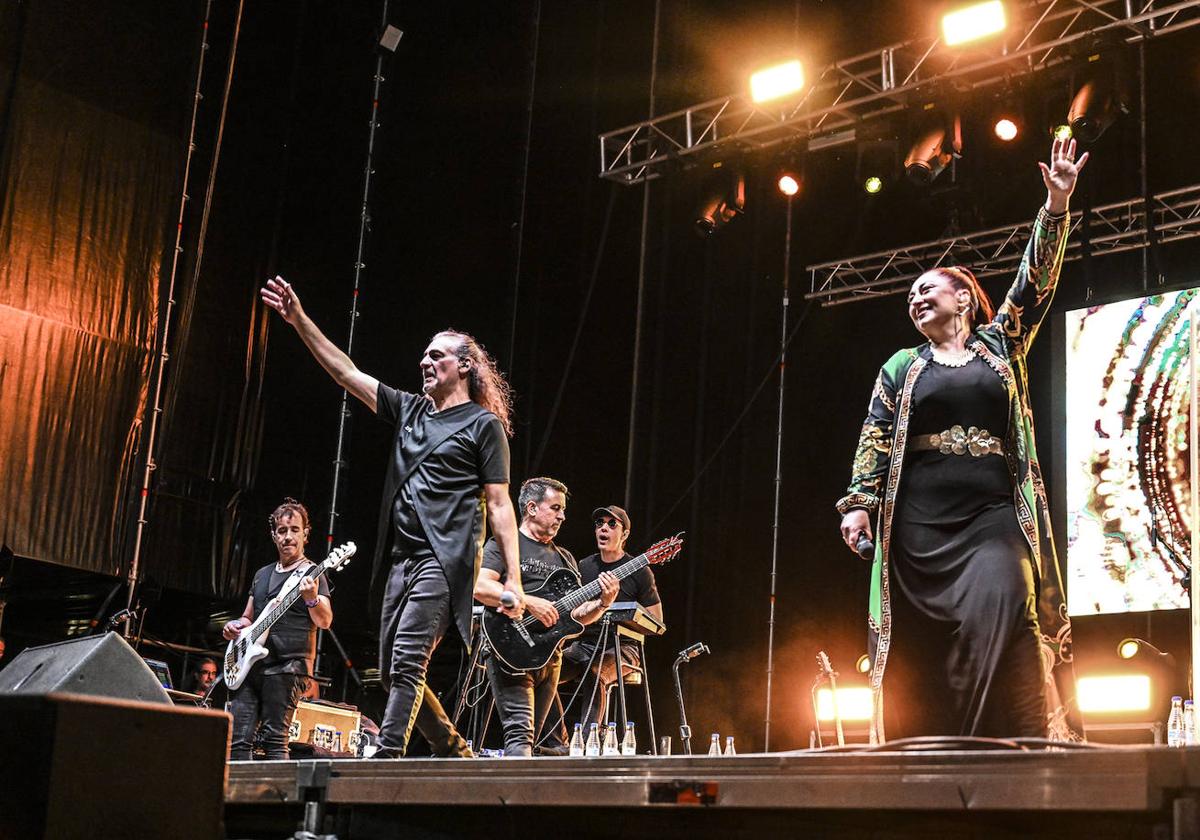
[1190,316,1199,696]
[125,0,223,637]
[624,0,662,508]
[765,176,797,750]
[326,7,401,548]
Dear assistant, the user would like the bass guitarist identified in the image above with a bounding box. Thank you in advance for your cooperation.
[222,499,332,761]
[474,477,618,757]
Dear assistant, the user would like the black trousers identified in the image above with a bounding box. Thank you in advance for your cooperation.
[485,651,562,757]
[228,669,309,760]
[377,552,471,757]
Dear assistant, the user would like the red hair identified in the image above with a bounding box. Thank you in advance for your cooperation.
[928,266,995,327]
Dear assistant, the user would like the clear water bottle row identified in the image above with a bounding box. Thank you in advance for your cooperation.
[707,733,736,756]
[570,722,639,756]
[1167,696,1198,747]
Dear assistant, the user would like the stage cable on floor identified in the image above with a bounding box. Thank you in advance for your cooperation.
[125,0,224,636]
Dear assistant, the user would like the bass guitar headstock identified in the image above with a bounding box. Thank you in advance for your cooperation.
[323,541,357,571]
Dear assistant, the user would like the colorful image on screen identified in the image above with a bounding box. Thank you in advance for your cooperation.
[1065,287,1197,616]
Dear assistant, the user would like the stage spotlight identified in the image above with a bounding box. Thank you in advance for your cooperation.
[693,165,745,237]
[857,137,898,195]
[777,174,800,196]
[815,687,873,721]
[855,654,871,674]
[994,117,1018,141]
[1118,638,1142,660]
[1077,675,1152,713]
[904,110,962,186]
[750,60,805,104]
[942,1,1007,46]
[1068,74,1125,143]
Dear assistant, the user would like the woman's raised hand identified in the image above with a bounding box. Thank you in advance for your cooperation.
[1039,135,1089,214]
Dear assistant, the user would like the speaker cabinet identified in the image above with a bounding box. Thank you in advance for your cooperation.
[0,692,230,839]
[0,633,230,838]
[0,632,171,704]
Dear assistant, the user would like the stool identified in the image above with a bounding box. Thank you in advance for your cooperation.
[607,622,658,754]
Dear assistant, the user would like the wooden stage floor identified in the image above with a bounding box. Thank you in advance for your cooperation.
[225,746,1200,839]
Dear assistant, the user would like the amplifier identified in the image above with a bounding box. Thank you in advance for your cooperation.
[288,699,362,753]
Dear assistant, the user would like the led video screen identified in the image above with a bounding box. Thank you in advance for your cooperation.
[1066,287,1197,616]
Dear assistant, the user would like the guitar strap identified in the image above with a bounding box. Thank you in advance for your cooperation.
[552,544,579,578]
[393,404,487,494]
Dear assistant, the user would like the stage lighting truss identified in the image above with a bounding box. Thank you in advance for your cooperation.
[598,0,1200,186]
[806,183,1200,306]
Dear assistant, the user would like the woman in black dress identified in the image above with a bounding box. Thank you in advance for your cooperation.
[837,138,1088,742]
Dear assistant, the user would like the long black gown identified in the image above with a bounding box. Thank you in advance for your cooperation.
[883,354,1047,740]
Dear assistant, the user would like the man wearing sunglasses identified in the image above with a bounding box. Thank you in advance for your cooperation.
[546,505,662,750]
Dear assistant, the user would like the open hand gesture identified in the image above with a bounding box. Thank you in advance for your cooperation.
[260,275,305,325]
[1039,136,1089,214]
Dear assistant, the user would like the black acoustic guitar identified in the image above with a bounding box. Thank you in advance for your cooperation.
[482,533,683,672]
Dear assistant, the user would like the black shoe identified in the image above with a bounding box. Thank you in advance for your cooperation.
[369,746,404,759]
[535,743,571,757]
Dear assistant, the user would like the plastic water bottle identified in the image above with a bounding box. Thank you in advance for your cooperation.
[1168,696,1184,747]
[723,735,736,756]
[621,722,637,756]
[1186,701,1197,746]
[602,724,619,756]
[708,733,721,756]
[569,723,585,757]
[584,723,601,757]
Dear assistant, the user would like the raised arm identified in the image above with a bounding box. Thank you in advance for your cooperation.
[260,276,380,413]
[993,138,1089,356]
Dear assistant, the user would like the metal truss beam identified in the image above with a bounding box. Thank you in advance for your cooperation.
[805,184,1200,306]
[598,1,1200,185]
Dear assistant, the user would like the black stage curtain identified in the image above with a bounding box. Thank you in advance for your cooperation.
[0,1,190,579]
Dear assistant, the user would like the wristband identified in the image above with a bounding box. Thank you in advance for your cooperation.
[304,597,320,608]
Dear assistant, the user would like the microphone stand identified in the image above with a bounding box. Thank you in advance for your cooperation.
[322,626,363,702]
[673,642,709,755]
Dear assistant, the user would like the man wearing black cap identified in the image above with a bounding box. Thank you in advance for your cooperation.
[555,504,663,736]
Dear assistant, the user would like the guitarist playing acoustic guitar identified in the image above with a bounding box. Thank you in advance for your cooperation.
[473,477,620,757]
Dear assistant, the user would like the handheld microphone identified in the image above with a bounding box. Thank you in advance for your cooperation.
[499,591,518,610]
[679,642,710,661]
[855,533,874,561]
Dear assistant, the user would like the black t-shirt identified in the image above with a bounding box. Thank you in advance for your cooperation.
[374,383,510,647]
[481,531,577,592]
[576,552,660,643]
[378,387,509,556]
[249,560,331,675]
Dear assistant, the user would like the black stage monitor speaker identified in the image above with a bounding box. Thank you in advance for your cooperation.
[0,692,230,839]
[0,631,171,704]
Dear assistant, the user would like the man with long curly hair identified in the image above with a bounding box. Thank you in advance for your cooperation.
[259,277,525,758]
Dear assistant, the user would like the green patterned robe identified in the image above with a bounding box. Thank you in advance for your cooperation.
[836,206,1074,743]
